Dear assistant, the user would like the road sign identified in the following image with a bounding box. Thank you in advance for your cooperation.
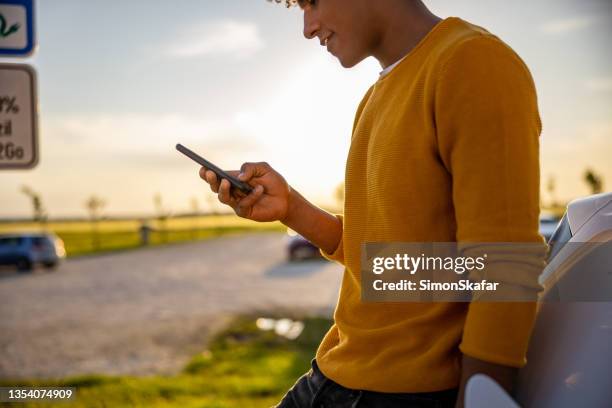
[0,63,38,169]
[0,0,35,57]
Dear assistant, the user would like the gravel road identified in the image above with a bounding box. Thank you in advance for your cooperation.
[0,232,343,379]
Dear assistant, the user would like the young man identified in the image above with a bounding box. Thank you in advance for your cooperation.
[200,0,545,406]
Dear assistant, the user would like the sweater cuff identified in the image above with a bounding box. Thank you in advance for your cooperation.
[319,214,345,265]
[459,302,537,367]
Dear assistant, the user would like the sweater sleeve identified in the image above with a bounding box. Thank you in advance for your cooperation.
[435,35,546,367]
[319,214,345,265]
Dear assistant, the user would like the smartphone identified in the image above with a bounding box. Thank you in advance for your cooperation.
[176,143,253,195]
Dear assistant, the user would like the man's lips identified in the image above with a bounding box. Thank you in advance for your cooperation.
[320,33,334,46]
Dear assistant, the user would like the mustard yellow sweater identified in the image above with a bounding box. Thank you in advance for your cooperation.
[317,17,543,392]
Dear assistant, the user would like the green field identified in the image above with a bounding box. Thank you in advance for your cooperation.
[0,215,286,257]
[0,315,333,408]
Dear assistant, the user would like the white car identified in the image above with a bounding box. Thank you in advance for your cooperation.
[466,192,612,408]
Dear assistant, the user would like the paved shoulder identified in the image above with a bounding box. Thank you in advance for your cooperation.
[0,232,342,378]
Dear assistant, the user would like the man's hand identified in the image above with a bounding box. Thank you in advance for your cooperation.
[200,162,291,222]
[199,161,343,255]
[455,355,517,408]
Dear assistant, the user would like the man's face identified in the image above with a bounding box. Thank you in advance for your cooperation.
[300,0,377,68]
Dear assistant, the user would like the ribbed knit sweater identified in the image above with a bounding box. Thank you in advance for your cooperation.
[317,17,544,392]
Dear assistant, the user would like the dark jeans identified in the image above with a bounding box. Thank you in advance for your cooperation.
[275,359,458,408]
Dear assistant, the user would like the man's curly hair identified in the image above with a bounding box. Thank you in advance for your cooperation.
[268,0,314,8]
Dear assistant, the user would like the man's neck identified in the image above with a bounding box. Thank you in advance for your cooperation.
[372,3,442,69]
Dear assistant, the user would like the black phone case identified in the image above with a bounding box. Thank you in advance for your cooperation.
[176,144,253,194]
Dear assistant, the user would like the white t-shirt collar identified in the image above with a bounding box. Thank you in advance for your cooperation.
[379,56,407,77]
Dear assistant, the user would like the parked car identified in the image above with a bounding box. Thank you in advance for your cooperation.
[0,232,66,272]
[539,214,561,242]
[466,192,612,408]
[286,229,322,261]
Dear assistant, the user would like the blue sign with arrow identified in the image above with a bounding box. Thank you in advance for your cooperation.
[0,0,35,57]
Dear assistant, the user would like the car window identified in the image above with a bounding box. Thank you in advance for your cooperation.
[0,237,24,246]
[547,215,572,261]
[540,219,559,225]
[32,237,46,246]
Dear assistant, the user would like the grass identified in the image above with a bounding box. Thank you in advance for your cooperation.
[55,225,283,257]
[0,215,262,232]
[0,215,286,257]
[0,315,334,408]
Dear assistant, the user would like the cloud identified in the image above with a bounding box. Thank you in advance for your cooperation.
[585,77,612,93]
[44,112,263,166]
[539,16,596,35]
[15,112,267,217]
[165,20,264,59]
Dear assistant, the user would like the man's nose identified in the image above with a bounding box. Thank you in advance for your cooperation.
[303,9,320,40]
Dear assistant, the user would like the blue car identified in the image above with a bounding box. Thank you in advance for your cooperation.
[0,233,66,272]
[286,229,322,261]
[539,214,561,242]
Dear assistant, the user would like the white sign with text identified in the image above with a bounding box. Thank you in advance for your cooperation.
[0,63,38,169]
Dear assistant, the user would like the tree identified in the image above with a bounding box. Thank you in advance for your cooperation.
[85,195,106,250]
[190,197,200,239]
[205,194,220,216]
[190,197,200,215]
[85,195,106,220]
[154,193,170,243]
[583,168,603,195]
[546,174,557,207]
[20,185,47,228]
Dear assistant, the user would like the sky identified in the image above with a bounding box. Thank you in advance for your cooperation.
[0,0,611,218]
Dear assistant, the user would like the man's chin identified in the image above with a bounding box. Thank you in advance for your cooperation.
[337,54,364,69]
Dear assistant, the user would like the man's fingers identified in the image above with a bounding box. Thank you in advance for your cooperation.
[218,179,232,204]
[238,163,253,181]
[238,162,269,182]
[205,171,219,192]
[236,185,264,214]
